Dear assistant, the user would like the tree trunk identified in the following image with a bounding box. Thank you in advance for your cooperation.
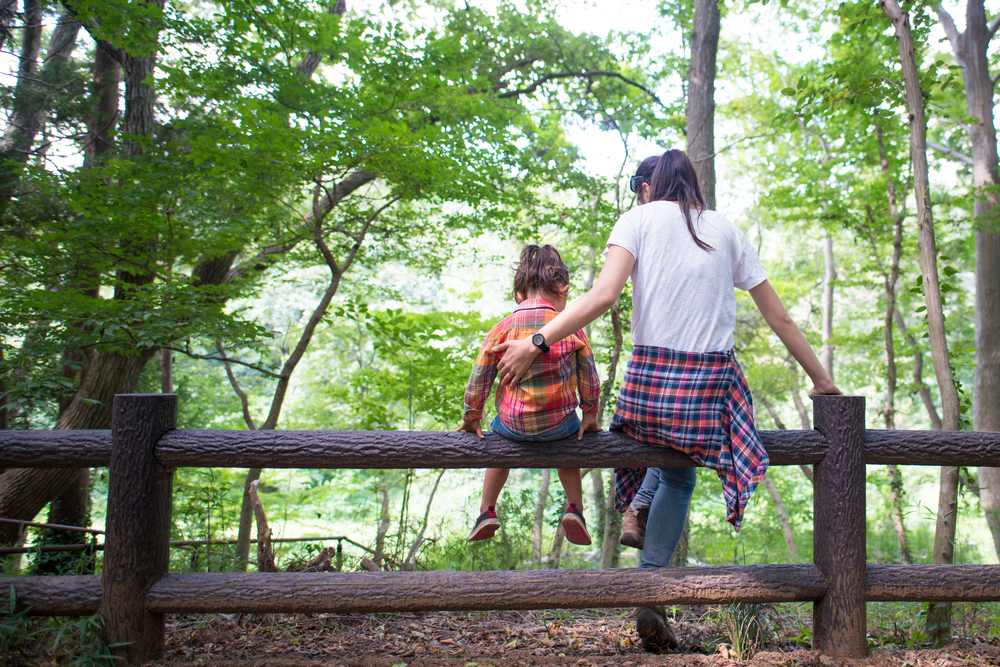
[600,474,621,568]
[0,349,155,545]
[590,468,605,552]
[532,469,551,564]
[669,522,690,567]
[374,483,390,567]
[84,41,121,168]
[160,348,172,394]
[761,474,799,560]
[0,0,42,213]
[404,469,445,570]
[894,310,944,430]
[935,0,1000,564]
[248,480,276,573]
[821,236,836,379]
[872,121,912,564]
[0,0,16,53]
[757,396,802,559]
[547,524,566,569]
[881,0,962,642]
[685,0,720,209]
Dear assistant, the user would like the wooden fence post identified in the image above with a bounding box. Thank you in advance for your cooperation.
[812,394,867,657]
[102,393,177,664]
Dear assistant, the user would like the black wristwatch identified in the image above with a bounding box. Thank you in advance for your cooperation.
[531,332,550,354]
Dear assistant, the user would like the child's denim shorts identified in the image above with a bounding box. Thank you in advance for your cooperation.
[489,410,581,442]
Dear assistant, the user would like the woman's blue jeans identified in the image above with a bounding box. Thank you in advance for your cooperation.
[636,467,697,568]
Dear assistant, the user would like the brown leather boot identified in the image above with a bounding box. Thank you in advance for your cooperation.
[619,504,648,549]
[635,605,678,652]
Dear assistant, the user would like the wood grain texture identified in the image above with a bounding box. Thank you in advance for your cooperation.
[4,564,998,619]
[812,395,868,658]
[102,394,176,664]
[144,565,827,614]
[0,430,112,467]
[866,564,1000,602]
[2,427,998,469]
[153,429,828,469]
[0,575,100,615]
[864,429,1000,465]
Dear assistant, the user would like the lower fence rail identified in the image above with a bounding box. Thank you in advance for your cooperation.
[3,563,998,617]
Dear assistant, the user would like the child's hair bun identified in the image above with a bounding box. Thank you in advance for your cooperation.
[513,244,570,303]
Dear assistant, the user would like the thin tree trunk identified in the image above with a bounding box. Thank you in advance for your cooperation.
[404,469,445,570]
[761,474,799,560]
[935,0,1000,564]
[868,122,913,564]
[248,480,276,572]
[821,236,836,379]
[590,467,604,552]
[686,0,720,209]
[600,474,621,568]
[547,524,566,569]
[669,522,690,567]
[160,348,172,394]
[881,0,962,642]
[756,396,800,559]
[894,310,944,429]
[597,299,624,566]
[375,483,390,567]
[787,368,815,483]
[532,469,551,564]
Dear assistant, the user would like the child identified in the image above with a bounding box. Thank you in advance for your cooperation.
[457,244,601,546]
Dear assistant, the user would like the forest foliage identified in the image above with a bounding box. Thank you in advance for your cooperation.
[0,0,999,602]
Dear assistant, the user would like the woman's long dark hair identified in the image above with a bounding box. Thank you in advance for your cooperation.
[647,149,714,251]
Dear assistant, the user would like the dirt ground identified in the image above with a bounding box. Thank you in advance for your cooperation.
[130,608,1000,667]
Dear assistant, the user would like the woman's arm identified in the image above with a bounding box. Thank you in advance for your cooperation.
[748,279,841,396]
[495,245,635,386]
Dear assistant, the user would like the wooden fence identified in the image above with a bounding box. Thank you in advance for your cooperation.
[0,393,999,663]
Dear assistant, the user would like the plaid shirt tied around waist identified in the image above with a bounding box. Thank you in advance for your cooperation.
[610,345,767,530]
[463,299,600,436]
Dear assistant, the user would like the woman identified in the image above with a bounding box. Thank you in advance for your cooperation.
[495,149,840,651]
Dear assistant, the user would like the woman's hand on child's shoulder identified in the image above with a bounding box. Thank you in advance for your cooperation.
[577,413,602,441]
[494,337,540,387]
[457,418,484,439]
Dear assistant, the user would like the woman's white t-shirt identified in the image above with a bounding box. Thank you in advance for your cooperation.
[605,201,767,353]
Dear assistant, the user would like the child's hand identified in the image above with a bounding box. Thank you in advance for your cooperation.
[577,413,601,441]
[456,418,484,439]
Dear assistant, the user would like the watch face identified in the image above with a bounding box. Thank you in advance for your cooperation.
[532,333,544,346]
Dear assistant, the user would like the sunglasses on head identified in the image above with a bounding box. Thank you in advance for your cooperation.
[629,174,645,193]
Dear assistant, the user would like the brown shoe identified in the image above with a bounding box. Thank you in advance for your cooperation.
[619,504,648,549]
[635,605,678,653]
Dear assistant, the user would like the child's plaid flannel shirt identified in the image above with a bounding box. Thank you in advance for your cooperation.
[463,299,600,436]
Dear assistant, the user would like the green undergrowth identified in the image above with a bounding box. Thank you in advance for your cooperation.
[0,585,126,666]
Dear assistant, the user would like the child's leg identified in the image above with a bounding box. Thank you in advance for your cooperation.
[556,468,584,508]
[558,468,592,545]
[480,468,510,512]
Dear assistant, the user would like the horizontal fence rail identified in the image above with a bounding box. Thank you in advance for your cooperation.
[4,564,997,617]
[2,394,1000,664]
[2,428,1000,469]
